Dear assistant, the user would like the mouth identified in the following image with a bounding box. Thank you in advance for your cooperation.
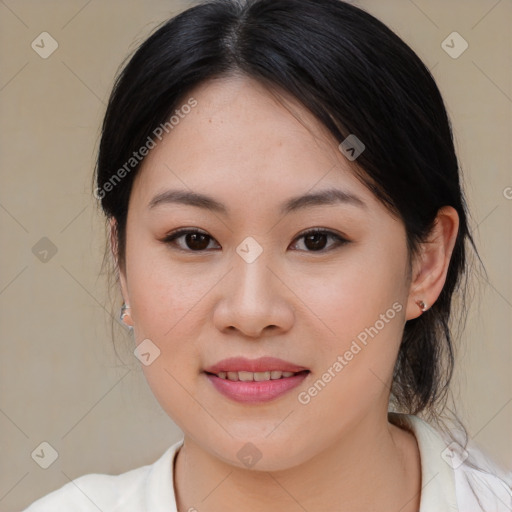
[203,355,309,375]
[202,356,310,403]
[204,369,310,381]
[203,368,311,403]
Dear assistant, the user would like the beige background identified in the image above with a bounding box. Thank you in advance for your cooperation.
[0,0,510,510]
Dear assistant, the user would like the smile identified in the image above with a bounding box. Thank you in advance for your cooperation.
[209,370,304,381]
[204,370,310,403]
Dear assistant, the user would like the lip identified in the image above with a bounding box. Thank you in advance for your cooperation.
[205,371,310,403]
[203,356,309,374]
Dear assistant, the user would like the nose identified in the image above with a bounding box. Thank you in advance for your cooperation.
[212,247,295,338]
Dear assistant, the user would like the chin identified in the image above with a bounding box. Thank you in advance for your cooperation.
[208,436,314,473]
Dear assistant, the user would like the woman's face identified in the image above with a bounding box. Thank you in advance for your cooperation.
[117,75,421,470]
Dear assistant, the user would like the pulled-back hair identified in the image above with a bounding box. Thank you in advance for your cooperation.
[94,0,483,425]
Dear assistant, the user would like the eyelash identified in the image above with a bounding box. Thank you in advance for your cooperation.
[161,228,350,253]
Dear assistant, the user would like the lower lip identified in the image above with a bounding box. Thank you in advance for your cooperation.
[205,371,309,403]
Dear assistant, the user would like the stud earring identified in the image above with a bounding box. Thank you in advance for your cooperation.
[415,299,428,312]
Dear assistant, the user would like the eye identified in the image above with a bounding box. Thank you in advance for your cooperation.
[290,228,350,252]
[162,229,219,252]
[161,228,350,253]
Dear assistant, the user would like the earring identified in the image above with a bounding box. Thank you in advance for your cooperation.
[120,302,133,328]
[416,299,428,312]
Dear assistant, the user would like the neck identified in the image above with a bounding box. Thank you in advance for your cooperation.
[174,412,421,512]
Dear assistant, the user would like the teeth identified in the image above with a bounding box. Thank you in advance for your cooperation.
[215,370,298,381]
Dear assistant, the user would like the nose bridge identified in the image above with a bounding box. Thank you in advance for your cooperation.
[232,236,276,304]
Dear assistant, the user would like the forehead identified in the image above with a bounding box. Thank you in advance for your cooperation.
[130,75,378,215]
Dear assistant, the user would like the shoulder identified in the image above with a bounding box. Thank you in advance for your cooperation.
[391,413,512,512]
[22,464,151,512]
[453,441,512,511]
[22,440,183,512]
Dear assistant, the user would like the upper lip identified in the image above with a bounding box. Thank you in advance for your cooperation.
[204,357,309,374]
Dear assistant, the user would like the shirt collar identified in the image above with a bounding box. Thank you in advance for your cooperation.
[389,412,459,511]
[144,438,184,512]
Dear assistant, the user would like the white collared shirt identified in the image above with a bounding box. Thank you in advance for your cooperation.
[23,413,512,511]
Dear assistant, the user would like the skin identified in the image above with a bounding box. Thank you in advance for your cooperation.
[112,74,459,512]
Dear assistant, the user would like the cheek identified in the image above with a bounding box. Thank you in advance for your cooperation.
[297,276,405,423]
[124,242,208,386]
[126,237,208,335]
[297,248,406,341]
[295,248,407,398]
[127,253,209,428]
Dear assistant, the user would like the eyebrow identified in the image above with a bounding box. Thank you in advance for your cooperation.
[148,188,367,215]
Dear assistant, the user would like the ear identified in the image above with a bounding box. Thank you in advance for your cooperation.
[405,206,459,320]
[109,217,131,323]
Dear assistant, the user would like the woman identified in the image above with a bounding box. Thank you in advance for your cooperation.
[23,0,512,510]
